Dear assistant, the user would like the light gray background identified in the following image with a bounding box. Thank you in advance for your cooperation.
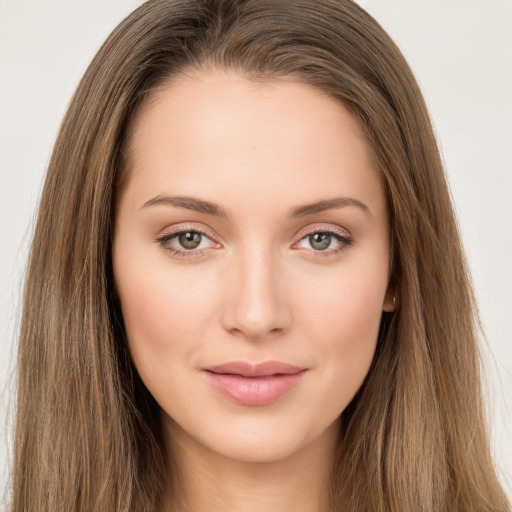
[1,0,511,500]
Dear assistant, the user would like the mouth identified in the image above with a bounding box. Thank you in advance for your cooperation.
[202,361,307,406]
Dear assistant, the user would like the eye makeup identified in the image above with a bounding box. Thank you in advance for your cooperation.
[155,223,353,259]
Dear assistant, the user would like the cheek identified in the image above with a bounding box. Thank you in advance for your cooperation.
[297,261,386,339]
[292,258,387,392]
[113,242,217,378]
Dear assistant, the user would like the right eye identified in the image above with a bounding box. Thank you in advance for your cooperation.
[156,228,219,257]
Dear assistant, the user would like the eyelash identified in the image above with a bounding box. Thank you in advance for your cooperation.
[156,225,218,258]
[295,226,353,258]
[156,225,353,259]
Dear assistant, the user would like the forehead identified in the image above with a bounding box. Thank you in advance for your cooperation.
[120,68,386,220]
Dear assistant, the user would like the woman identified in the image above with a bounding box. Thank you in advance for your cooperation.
[10,0,509,510]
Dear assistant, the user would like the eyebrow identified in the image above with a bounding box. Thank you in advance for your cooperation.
[290,197,371,218]
[142,194,226,216]
[142,194,371,218]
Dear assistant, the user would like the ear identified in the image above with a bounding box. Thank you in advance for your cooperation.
[383,283,398,313]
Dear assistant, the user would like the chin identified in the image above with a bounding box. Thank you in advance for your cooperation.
[211,431,310,463]
[165,409,341,465]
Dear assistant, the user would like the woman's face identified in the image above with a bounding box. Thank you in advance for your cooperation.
[113,69,393,463]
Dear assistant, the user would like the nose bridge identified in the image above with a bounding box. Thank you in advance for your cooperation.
[221,240,290,340]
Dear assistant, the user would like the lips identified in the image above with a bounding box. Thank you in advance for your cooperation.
[202,361,307,406]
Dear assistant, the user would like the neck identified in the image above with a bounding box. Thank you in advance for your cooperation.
[160,419,339,512]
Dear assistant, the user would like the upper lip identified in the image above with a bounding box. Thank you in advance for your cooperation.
[204,361,305,377]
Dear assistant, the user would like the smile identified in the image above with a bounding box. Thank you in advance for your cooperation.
[202,361,308,406]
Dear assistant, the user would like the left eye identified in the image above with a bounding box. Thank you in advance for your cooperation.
[296,231,351,252]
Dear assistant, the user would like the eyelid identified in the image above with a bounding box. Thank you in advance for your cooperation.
[156,222,352,258]
[157,223,219,242]
[156,223,221,257]
[292,223,353,257]
[296,223,351,239]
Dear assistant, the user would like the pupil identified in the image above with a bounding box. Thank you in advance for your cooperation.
[310,233,331,250]
[179,232,201,249]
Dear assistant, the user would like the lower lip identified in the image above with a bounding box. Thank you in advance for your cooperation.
[203,370,307,406]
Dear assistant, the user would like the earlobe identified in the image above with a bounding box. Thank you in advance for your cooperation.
[383,286,398,313]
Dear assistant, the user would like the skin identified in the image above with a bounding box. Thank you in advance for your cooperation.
[113,68,394,512]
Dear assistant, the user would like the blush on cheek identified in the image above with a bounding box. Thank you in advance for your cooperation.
[301,276,383,373]
[117,263,213,359]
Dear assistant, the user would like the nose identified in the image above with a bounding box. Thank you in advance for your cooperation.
[221,245,292,341]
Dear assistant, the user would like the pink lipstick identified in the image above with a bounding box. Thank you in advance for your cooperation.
[202,361,307,406]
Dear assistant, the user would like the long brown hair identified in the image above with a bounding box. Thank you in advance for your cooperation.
[11,0,509,510]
